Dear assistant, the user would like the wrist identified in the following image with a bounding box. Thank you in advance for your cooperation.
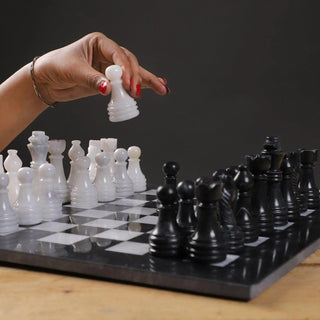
[31,56,56,107]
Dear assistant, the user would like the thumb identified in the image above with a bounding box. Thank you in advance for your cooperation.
[74,63,111,96]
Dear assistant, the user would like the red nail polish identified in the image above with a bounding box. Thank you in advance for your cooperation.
[136,84,141,98]
[161,78,167,85]
[165,86,170,94]
[99,81,107,94]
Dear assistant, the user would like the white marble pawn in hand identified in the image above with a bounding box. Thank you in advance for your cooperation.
[71,156,98,208]
[67,140,85,192]
[87,140,101,183]
[101,138,117,180]
[105,65,139,122]
[13,168,42,226]
[93,152,116,202]
[36,163,63,221]
[4,150,22,205]
[114,148,134,198]
[127,146,147,192]
[0,173,19,235]
[49,140,70,204]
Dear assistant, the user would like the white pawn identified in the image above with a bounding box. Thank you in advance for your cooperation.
[71,156,98,208]
[37,163,62,221]
[87,140,101,183]
[67,140,85,192]
[105,65,139,122]
[101,138,117,179]
[48,140,70,204]
[93,152,116,202]
[0,173,19,235]
[4,149,22,205]
[127,146,147,192]
[0,155,4,173]
[114,148,134,198]
[13,167,42,226]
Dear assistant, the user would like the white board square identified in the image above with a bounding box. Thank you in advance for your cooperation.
[134,216,158,225]
[105,241,149,255]
[120,207,156,215]
[245,236,269,247]
[73,210,115,219]
[38,233,89,245]
[30,222,77,232]
[109,199,149,207]
[82,219,127,229]
[94,229,142,241]
[139,189,157,196]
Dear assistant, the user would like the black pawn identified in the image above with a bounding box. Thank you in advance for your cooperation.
[246,154,274,235]
[267,151,288,226]
[281,155,300,221]
[299,149,320,209]
[234,165,259,243]
[162,161,180,187]
[188,177,226,263]
[176,180,197,236]
[213,171,245,254]
[149,185,183,258]
[289,152,307,213]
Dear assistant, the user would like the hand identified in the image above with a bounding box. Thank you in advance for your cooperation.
[32,32,169,104]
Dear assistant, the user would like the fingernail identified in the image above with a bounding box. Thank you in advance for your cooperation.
[130,77,133,91]
[165,86,170,94]
[136,84,141,98]
[161,78,167,85]
[99,80,108,94]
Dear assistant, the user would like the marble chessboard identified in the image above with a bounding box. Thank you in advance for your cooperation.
[0,189,320,301]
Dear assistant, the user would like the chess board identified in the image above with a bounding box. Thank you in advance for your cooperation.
[0,189,320,301]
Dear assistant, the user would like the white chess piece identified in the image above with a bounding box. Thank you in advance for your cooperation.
[67,140,85,192]
[27,131,49,193]
[0,155,4,173]
[93,152,116,202]
[127,146,147,192]
[101,138,117,179]
[48,140,70,203]
[113,148,134,197]
[13,167,42,226]
[4,150,22,205]
[87,140,101,183]
[105,65,139,122]
[0,173,19,235]
[71,156,98,208]
[37,163,63,221]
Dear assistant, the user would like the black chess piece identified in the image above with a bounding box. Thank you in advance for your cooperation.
[281,155,300,221]
[176,180,197,236]
[261,136,282,154]
[289,151,307,213]
[149,185,184,258]
[234,165,259,243]
[246,154,274,235]
[266,151,288,226]
[299,149,320,209]
[162,161,180,187]
[225,166,239,179]
[188,177,227,263]
[213,170,245,254]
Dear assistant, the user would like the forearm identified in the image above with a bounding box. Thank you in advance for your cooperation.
[0,63,47,151]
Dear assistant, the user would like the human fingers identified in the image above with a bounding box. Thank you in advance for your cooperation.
[139,66,169,95]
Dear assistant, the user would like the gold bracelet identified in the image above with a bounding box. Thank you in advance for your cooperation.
[30,56,56,108]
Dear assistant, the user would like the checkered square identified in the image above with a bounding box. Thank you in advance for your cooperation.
[105,241,149,255]
[134,216,158,225]
[73,209,116,219]
[30,222,77,233]
[82,219,128,229]
[93,229,143,241]
[38,232,89,245]
[109,198,149,207]
[120,207,157,216]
